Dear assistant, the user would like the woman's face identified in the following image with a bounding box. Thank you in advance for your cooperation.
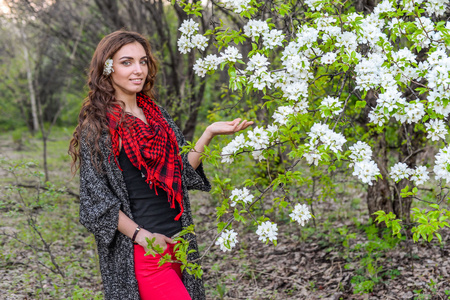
[110,41,148,100]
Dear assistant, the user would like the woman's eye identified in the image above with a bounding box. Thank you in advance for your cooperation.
[122,61,131,66]
[140,60,148,65]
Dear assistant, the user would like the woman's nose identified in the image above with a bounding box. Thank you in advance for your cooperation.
[134,63,143,74]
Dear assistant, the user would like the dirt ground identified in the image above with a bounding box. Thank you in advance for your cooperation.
[195,196,450,300]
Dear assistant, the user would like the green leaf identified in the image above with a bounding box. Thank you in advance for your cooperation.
[356,100,366,109]
[435,232,442,243]
[429,204,439,210]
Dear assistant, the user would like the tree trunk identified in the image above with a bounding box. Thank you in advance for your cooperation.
[393,180,412,221]
[366,129,393,218]
[19,25,39,133]
[42,135,49,182]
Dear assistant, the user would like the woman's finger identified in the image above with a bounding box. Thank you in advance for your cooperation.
[236,120,246,131]
[237,120,252,132]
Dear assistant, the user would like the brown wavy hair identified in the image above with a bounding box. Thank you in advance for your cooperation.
[68,30,158,173]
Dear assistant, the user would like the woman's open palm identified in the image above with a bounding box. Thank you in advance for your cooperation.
[207,118,254,137]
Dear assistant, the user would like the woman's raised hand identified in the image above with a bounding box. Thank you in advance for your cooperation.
[206,118,254,137]
[187,118,254,170]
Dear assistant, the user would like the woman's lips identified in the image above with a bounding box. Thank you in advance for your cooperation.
[130,78,143,85]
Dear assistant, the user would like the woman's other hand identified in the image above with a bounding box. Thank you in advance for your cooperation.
[135,229,174,253]
[206,118,253,138]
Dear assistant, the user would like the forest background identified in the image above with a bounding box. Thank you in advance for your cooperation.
[1,0,450,299]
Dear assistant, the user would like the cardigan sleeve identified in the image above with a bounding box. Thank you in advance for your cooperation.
[78,132,121,247]
[159,106,211,192]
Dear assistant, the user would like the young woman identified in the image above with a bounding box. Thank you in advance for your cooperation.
[68,30,252,300]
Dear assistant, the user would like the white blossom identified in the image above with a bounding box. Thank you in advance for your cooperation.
[272,105,295,125]
[177,35,193,54]
[321,52,337,64]
[191,34,208,51]
[221,133,246,163]
[368,108,388,126]
[427,48,447,67]
[307,123,346,153]
[349,141,373,166]
[434,146,450,182]
[243,20,269,40]
[215,229,238,252]
[247,126,270,151]
[376,88,405,113]
[390,162,413,182]
[373,0,395,15]
[283,55,311,77]
[193,54,223,77]
[294,100,309,114]
[403,0,424,11]
[178,19,199,36]
[336,32,358,52]
[410,166,430,186]
[424,0,448,17]
[303,123,346,165]
[193,58,208,77]
[262,29,284,49]
[359,14,387,46]
[315,14,337,30]
[355,53,393,91]
[249,72,273,90]
[392,48,416,67]
[403,101,425,123]
[352,160,380,185]
[221,0,251,13]
[347,12,362,23]
[320,96,343,117]
[303,148,321,166]
[229,187,254,207]
[430,99,450,118]
[289,203,312,226]
[103,58,114,75]
[296,25,319,47]
[272,102,309,125]
[252,150,265,161]
[246,53,270,72]
[266,124,278,135]
[256,221,278,243]
[425,119,448,141]
[304,0,324,11]
[281,81,309,101]
[413,17,434,48]
[221,46,243,63]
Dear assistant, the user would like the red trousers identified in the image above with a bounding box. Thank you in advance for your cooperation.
[134,243,192,300]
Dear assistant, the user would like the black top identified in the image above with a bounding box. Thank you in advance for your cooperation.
[118,147,182,238]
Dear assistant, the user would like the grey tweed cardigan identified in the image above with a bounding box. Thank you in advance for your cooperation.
[79,107,211,300]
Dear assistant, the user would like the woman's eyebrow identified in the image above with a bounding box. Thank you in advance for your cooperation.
[118,56,148,60]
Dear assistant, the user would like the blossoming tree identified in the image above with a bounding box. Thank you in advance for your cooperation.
[171,0,450,261]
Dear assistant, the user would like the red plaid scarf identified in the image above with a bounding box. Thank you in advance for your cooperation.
[107,93,184,220]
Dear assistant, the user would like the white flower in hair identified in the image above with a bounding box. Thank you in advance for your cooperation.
[104,58,114,75]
